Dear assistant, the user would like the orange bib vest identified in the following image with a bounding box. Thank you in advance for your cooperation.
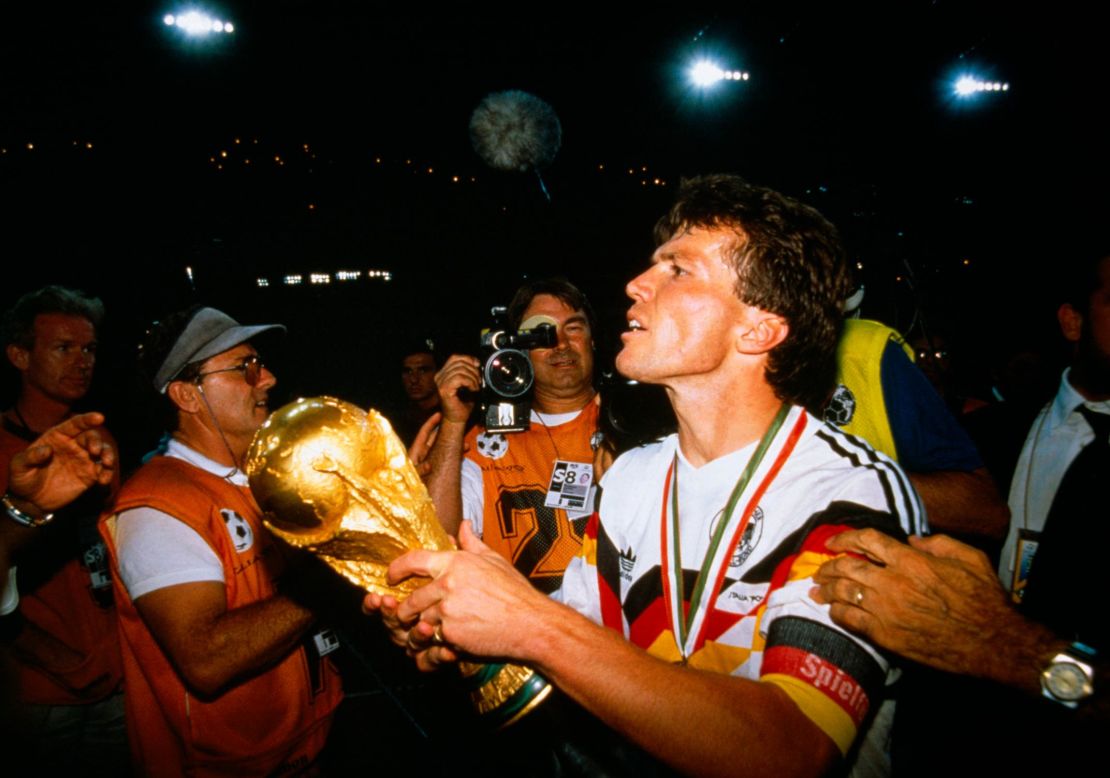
[463,400,599,593]
[100,456,342,777]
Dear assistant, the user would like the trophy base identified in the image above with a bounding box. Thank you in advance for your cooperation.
[459,661,552,729]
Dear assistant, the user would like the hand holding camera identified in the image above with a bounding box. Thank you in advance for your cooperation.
[435,355,481,425]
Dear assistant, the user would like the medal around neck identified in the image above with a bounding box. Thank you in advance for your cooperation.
[244,396,550,727]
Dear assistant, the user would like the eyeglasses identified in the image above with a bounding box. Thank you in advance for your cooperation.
[194,355,265,387]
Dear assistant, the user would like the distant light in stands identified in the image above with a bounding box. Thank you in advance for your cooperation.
[310,273,331,285]
[257,278,270,288]
[336,270,361,281]
[284,275,303,285]
[185,266,194,282]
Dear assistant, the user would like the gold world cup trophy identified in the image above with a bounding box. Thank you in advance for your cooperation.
[244,396,551,728]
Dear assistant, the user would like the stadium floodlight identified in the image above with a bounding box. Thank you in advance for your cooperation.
[953,74,1009,98]
[163,9,235,36]
[689,59,750,89]
[691,60,725,87]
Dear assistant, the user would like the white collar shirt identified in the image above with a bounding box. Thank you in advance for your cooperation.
[165,436,250,486]
[1002,368,1110,587]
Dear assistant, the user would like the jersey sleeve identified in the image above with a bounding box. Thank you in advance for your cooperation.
[553,511,605,623]
[459,457,484,538]
[757,522,892,756]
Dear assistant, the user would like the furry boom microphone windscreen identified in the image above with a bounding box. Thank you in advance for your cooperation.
[469,90,561,200]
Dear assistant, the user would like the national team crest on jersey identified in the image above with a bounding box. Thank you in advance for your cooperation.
[221,509,254,552]
[476,430,509,460]
[824,384,856,426]
[731,506,764,568]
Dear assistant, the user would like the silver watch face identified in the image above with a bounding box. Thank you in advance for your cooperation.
[1045,661,1091,701]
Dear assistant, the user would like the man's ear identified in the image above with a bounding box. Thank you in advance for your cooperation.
[167,381,202,415]
[736,313,789,355]
[6,343,29,372]
[1058,303,1083,344]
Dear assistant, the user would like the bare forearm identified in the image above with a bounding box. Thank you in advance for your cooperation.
[425,419,467,536]
[910,468,1009,539]
[980,618,1064,696]
[979,619,1110,721]
[520,603,836,778]
[978,616,1110,721]
[196,595,315,694]
[139,587,316,698]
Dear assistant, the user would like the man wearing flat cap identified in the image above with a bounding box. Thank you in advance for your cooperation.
[99,306,342,777]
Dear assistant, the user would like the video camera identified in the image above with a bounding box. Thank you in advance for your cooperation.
[477,306,557,433]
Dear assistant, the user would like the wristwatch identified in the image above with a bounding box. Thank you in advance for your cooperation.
[1041,642,1097,709]
[1,493,54,528]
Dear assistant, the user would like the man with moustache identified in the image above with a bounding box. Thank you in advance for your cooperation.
[99,307,342,777]
[425,278,601,593]
[371,176,923,776]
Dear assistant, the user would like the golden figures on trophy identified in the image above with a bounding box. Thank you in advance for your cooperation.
[244,396,550,727]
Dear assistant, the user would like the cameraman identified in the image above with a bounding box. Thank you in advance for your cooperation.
[424,279,600,594]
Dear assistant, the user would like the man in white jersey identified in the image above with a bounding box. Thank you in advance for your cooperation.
[370,175,923,776]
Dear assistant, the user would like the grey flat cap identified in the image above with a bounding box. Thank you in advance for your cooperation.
[154,307,285,392]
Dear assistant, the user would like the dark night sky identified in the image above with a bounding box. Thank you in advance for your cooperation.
[1,2,1106,455]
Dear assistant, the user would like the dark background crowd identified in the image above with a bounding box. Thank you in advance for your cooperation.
[3,5,1102,457]
[2,2,1107,773]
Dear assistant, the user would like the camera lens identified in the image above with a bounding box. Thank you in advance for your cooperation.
[485,349,534,398]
